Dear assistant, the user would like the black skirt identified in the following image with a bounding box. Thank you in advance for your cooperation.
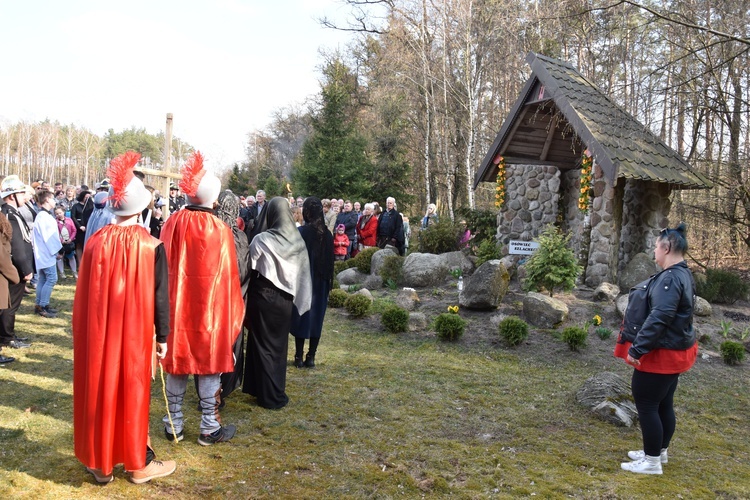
[242,273,293,409]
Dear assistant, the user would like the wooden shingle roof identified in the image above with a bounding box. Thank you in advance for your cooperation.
[474,52,712,190]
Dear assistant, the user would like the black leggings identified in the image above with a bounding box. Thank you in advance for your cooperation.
[631,370,680,457]
[295,337,319,358]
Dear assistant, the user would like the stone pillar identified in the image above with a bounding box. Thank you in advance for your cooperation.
[585,163,618,287]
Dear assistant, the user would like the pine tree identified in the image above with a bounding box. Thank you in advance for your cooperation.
[522,225,582,297]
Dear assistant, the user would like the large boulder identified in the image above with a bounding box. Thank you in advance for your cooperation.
[395,287,420,311]
[522,292,568,328]
[694,296,712,317]
[459,260,509,310]
[441,251,474,276]
[401,252,448,288]
[593,282,620,302]
[363,274,383,290]
[618,253,657,290]
[371,247,399,277]
[338,268,367,286]
[576,372,638,427]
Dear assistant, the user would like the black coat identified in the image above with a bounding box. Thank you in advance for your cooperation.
[620,261,696,359]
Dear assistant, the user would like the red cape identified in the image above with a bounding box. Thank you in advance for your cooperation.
[73,225,158,474]
[160,209,244,374]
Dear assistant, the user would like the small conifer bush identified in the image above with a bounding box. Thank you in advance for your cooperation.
[379,255,404,285]
[353,247,379,274]
[381,306,409,333]
[697,268,749,304]
[475,238,501,267]
[417,218,461,254]
[344,294,371,318]
[720,341,745,365]
[434,313,466,341]
[328,289,348,308]
[334,259,356,276]
[499,316,529,346]
[522,225,582,297]
[561,326,588,351]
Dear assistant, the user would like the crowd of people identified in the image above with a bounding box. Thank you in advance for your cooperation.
[0,153,699,484]
[0,151,417,484]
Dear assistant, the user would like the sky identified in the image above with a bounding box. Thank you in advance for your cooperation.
[0,0,360,172]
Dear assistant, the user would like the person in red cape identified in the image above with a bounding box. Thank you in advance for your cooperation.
[73,151,176,484]
[160,151,244,445]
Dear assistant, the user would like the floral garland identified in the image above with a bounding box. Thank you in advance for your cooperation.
[578,150,593,212]
[495,156,506,209]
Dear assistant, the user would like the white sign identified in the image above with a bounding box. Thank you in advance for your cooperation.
[508,240,540,255]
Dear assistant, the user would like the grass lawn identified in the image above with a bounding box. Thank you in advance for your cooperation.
[1,279,749,498]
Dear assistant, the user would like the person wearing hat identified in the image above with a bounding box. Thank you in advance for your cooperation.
[333,223,349,261]
[160,151,243,446]
[96,179,110,192]
[73,150,176,484]
[0,198,20,363]
[168,183,185,213]
[0,175,34,349]
[31,190,62,318]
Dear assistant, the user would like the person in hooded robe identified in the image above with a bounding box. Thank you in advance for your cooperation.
[290,197,333,368]
[83,191,114,246]
[214,190,250,404]
[243,197,311,409]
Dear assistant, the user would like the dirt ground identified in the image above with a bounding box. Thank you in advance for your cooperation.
[359,277,750,371]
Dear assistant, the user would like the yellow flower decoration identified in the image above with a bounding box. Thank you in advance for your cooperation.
[447,305,459,314]
[579,151,593,213]
[592,315,602,326]
[494,157,506,209]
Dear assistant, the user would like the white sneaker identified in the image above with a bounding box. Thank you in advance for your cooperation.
[621,457,663,475]
[628,449,668,463]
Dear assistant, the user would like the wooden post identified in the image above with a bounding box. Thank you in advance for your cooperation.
[163,113,174,219]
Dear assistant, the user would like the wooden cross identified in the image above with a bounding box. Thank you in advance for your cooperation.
[134,113,180,219]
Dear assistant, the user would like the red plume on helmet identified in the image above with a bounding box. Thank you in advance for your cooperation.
[107,151,141,206]
[179,151,205,197]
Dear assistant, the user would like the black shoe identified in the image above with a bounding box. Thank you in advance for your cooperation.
[44,305,58,314]
[197,424,236,446]
[8,340,30,349]
[304,354,315,368]
[35,305,56,318]
[293,356,304,368]
[0,354,14,363]
[164,428,184,442]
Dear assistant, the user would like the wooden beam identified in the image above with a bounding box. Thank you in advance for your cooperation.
[539,115,558,161]
[134,166,182,180]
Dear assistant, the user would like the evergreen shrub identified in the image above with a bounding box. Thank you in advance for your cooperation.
[696,268,749,304]
[334,259,356,276]
[720,341,745,365]
[328,289,348,308]
[475,238,501,267]
[561,326,588,351]
[381,306,409,333]
[417,219,460,254]
[498,316,529,346]
[344,294,371,318]
[379,255,404,285]
[353,247,379,274]
[456,207,498,246]
[434,313,466,341]
[522,225,582,297]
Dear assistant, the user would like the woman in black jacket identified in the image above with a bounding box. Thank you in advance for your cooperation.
[615,223,697,475]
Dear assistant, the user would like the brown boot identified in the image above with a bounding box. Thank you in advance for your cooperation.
[35,305,56,318]
[129,459,176,484]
